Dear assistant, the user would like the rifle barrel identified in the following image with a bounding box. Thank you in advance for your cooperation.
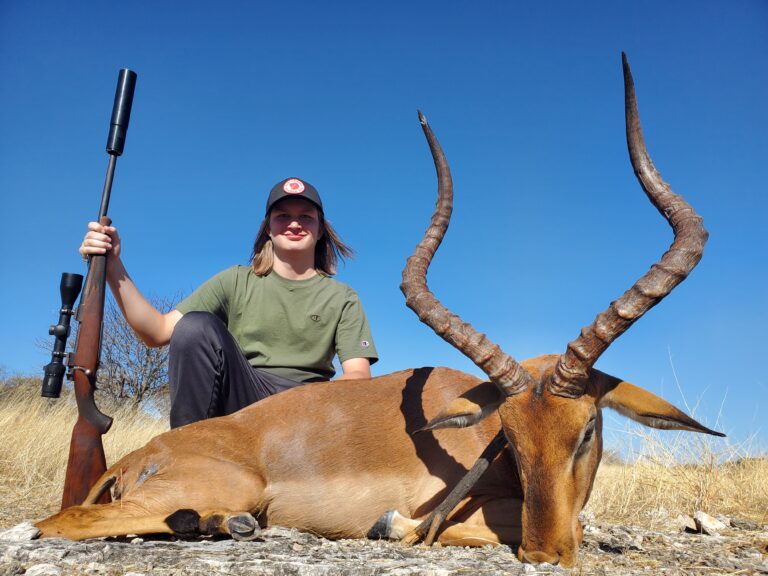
[99,69,137,219]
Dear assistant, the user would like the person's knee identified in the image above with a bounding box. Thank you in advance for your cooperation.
[170,311,224,350]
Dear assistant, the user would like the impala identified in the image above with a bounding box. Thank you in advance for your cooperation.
[36,54,722,567]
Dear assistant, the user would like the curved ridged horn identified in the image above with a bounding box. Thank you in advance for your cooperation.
[549,53,709,398]
[401,111,534,396]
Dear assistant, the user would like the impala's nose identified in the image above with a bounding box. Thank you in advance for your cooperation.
[519,547,560,565]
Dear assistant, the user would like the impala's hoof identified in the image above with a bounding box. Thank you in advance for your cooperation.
[228,513,261,541]
[367,510,395,540]
[165,509,201,537]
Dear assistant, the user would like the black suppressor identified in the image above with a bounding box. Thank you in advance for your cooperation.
[106,69,137,156]
[41,273,84,398]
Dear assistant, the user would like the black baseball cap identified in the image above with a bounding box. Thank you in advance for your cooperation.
[265,177,323,214]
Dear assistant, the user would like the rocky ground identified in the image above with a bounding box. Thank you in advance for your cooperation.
[1,516,766,576]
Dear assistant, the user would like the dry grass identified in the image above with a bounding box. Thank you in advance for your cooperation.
[0,383,167,526]
[1,381,765,531]
[586,425,768,528]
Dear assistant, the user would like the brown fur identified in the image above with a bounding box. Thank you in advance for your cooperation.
[36,358,718,568]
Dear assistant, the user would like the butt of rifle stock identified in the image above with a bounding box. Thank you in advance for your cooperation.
[61,418,111,509]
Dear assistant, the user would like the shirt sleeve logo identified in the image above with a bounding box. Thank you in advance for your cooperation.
[361,340,370,348]
[310,314,321,322]
[283,178,306,194]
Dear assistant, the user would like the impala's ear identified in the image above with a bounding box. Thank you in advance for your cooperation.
[416,382,504,432]
[590,370,725,437]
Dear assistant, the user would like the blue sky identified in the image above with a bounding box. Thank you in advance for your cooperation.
[1,1,766,450]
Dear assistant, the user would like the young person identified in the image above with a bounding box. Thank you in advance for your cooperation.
[79,177,378,428]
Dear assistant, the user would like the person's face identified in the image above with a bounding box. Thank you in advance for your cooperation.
[268,198,322,256]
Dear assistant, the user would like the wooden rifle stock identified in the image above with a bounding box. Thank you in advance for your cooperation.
[57,70,137,509]
[61,222,114,508]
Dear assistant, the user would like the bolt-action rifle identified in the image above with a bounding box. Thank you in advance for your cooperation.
[42,69,137,509]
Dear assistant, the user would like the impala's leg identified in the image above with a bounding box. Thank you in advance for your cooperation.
[372,498,522,548]
[434,497,523,546]
[385,511,509,546]
[36,502,176,540]
[37,466,265,541]
[37,504,263,541]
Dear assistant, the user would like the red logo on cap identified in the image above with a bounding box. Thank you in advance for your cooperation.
[283,179,305,194]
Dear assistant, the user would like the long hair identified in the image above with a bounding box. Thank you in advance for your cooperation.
[250,211,354,276]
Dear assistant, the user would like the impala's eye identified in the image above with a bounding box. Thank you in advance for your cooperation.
[579,419,596,452]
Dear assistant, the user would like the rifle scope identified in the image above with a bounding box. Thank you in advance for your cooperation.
[41,273,84,398]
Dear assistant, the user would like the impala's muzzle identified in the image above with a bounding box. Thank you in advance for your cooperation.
[519,547,561,566]
[517,516,582,567]
[515,462,584,568]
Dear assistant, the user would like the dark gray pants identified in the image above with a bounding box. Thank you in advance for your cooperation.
[168,311,303,428]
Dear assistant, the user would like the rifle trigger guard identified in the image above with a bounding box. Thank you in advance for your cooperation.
[69,366,93,377]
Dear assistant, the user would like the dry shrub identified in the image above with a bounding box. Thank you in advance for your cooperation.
[586,425,768,528]
[0,382,167,526]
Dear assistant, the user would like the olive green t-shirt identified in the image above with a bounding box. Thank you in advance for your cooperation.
[176,266,378,382]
